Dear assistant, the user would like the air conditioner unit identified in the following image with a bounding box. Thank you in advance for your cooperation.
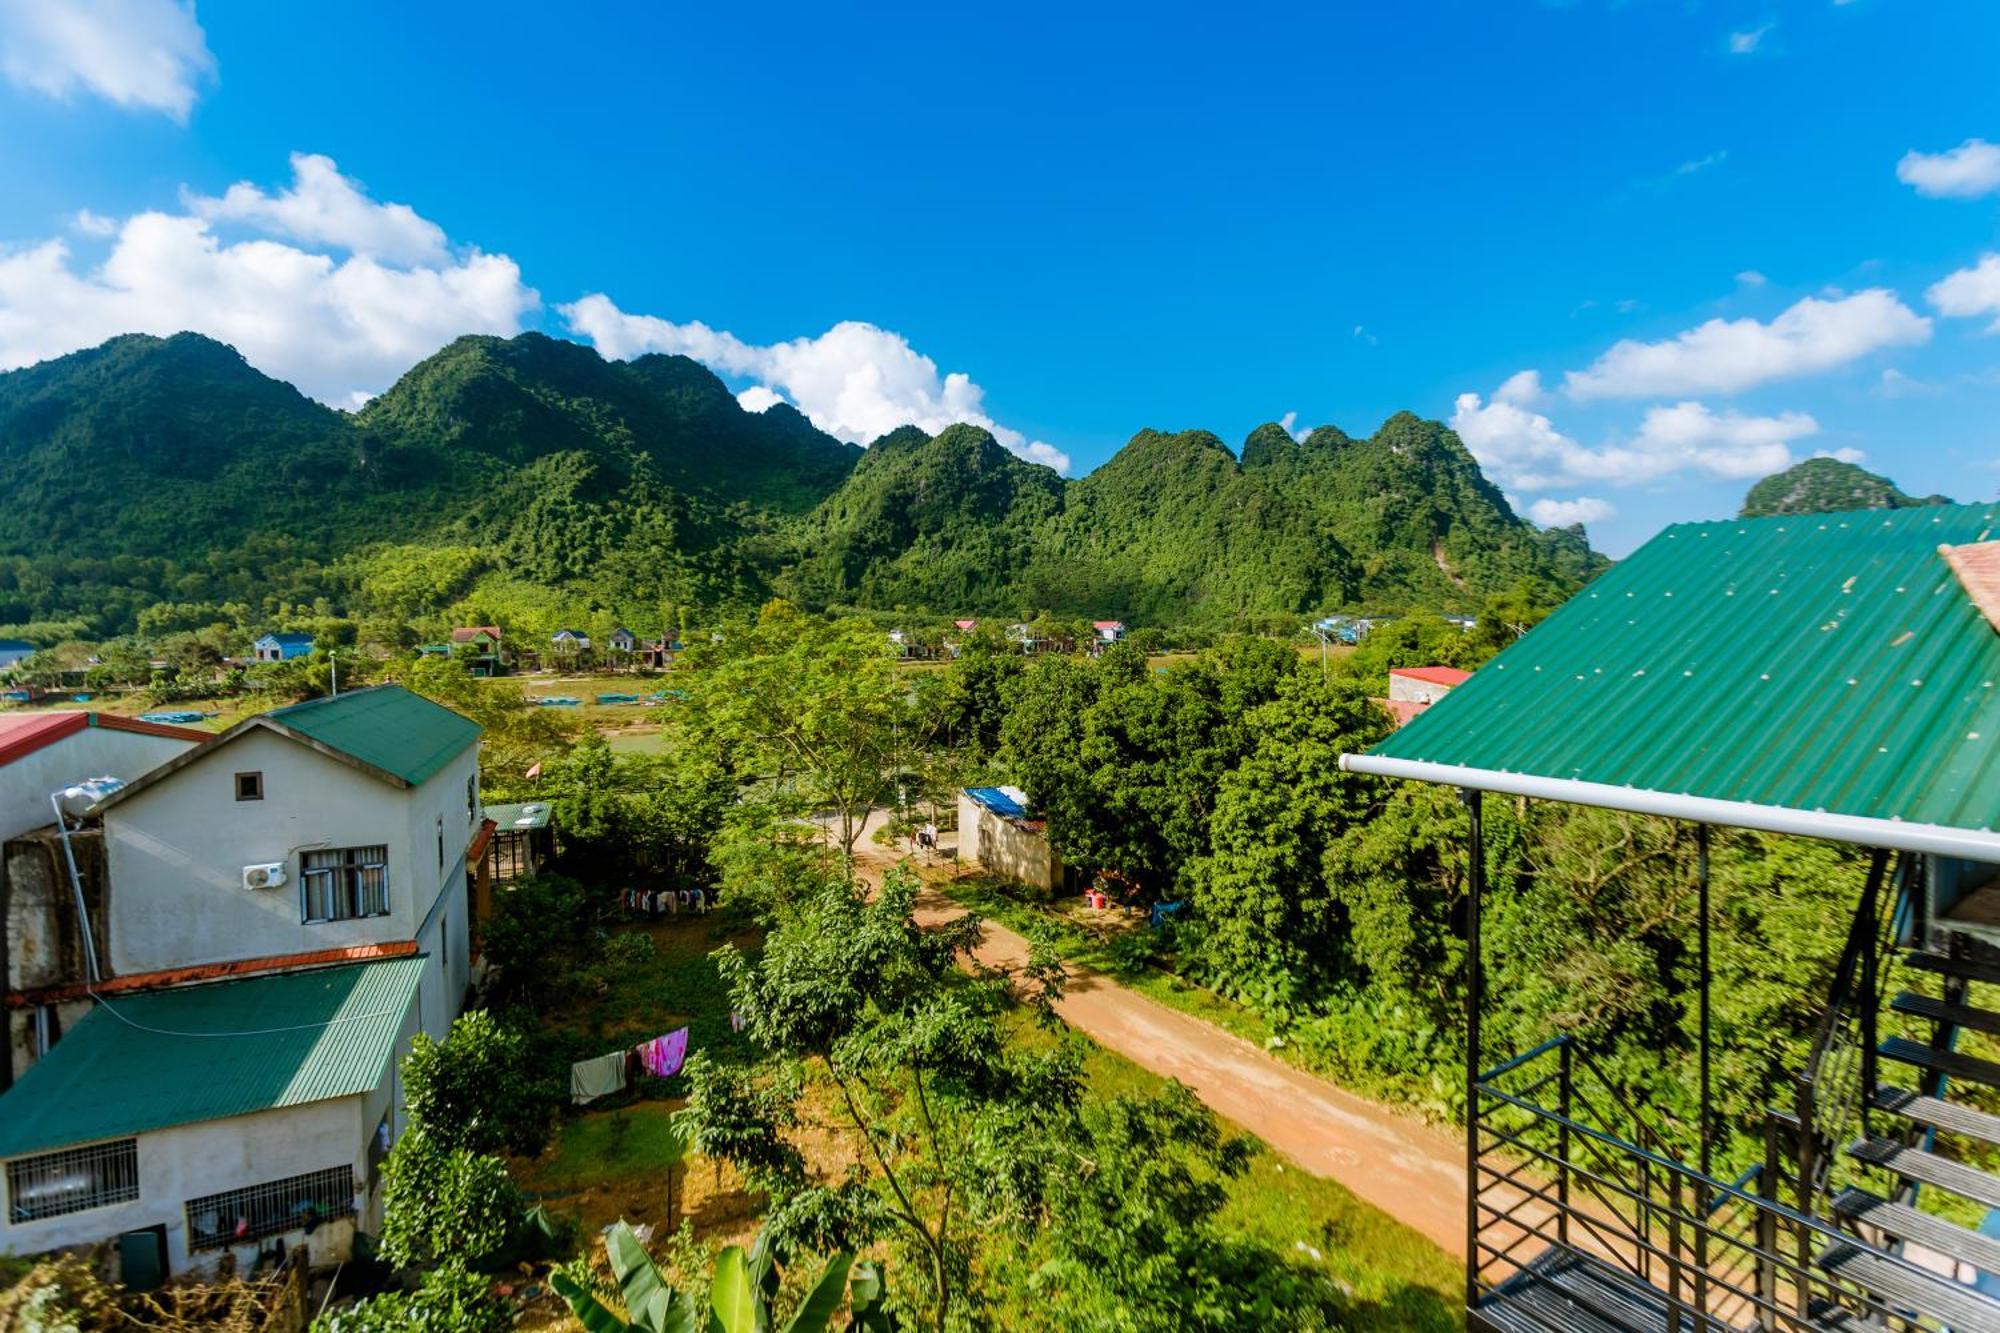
[243,863,287,890]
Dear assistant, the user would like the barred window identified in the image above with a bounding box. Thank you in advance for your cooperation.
[7,1140,139,1222]
[184,1167,356,1252]
[302,846,389,922]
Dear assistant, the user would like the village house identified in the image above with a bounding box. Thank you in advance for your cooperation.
[549,628,591,667]
[250,632,313,664]
[0,685,484,1281]
[1091,620,1126,647]
[448,625,505,677]
[1,713,210,1084]
[605,627,637,659]
[957,785,1069,893]
[641,637,682,670]
[1373,665,1471,728]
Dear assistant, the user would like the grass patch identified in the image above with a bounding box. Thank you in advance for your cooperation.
[529,1101,688,1192]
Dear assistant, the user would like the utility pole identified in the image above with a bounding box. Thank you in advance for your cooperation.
[1306,625,1332,679]
[329,649,339,698]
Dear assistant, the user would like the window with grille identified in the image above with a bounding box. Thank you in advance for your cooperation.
[184,1166,356,1252]
[6,1140,139,1222]
[301,845,389,922]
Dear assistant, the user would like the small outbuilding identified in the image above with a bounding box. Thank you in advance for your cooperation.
[957,786,1066,893]
[250,632,313,663]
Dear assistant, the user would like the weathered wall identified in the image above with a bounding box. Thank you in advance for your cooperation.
[957,793,1062,893]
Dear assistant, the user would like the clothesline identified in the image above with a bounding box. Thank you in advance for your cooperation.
[569,1024,691,1105]
[622,887,712,918]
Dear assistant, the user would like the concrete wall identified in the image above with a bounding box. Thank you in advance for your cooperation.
[956,792,1063,893]
[1,727,197,845]
[2,827,108,1084]
[101,729,475,1036]
[1387,674,1457,706]
[0,989,419,1275]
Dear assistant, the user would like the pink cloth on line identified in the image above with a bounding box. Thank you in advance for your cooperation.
[637,1027,689,1079]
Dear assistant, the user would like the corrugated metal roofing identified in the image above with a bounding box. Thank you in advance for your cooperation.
[1358,504,2000,834]
[1390,666,1473,687]
[272,685,480,786]
[484,800,552,831]
[0,957,425,1158]
[0,711,208,767]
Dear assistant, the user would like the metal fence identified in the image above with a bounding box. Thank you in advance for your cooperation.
[5,1138,140,1222]
[183,1166,357,1252]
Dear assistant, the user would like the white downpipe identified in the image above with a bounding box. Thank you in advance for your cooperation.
[1338,752,2000,865]
[49,791,102,983]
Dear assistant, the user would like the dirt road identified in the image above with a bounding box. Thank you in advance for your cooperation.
[851,825,1469,1258]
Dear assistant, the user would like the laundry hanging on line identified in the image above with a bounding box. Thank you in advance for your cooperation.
[570,1049,630,1105]
[636,1027,689,1079]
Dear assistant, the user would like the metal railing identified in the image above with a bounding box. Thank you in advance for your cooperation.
[1790,850,1904,1228]
[1472,1035,1965,1330]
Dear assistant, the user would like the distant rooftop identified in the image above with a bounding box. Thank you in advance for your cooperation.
[1389,666,1472,688]
[0,711,208,768]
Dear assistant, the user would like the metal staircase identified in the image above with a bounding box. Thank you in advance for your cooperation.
[1471,853,2000,1332]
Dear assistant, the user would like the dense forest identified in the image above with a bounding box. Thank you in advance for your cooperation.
[1739,455,1954,517]
[0,331,1603,648]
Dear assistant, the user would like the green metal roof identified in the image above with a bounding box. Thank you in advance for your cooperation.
[0,957,425,1158]
[484,800,552,831]
[1349,504,2000,853]
[271,684,480,786]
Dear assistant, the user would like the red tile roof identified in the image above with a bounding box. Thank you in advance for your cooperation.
[1944,541,2000,634]
[1388,666,1472,688]
[0,711,208,768]
[450,625,502,643]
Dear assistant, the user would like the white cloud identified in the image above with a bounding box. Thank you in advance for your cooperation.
[1675,151,1728,175]
[737,385,786,413]
[1452,387,1815,489]
[0,157,539,406]
[1897,139,2000,200]
[186,153,449,266]
[1528,496,1614,527]
[72,209,118,237]
[1564,289,1930,399]
[1277,410,1310,442]
[0,0,214,120]
[1493,369,1545,406]
[1728,23,1774,54]
[560,294,1072,473]
[1736,270,1767,287]
[1813,447,1867,464]
[1927,253,2000,330]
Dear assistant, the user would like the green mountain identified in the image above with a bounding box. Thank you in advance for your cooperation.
[0,331,1604,638]
[1739,457,1953,518]
[787,413,1605,619]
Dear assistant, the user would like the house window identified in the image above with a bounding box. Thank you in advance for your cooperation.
[235,771,264,802]
[436,817,445,873]
[184,1166,356,1252]
[301,845,389,922]
[466,775,477,825]
[6,1139,140,1222]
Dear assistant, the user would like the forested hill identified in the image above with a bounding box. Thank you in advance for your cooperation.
[786,412,1606,616]
[0,331,1604,639]
[1739,457,1953,517]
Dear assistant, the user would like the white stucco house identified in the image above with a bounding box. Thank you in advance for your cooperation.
[0,712,209,845]
[0,957,424,1280]
[2,712,210,1086]
[251,632,314,663]
[0,685,484,1279]
[87,684,481,1043]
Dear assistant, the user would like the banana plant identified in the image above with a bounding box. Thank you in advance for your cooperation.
[551,1219,866,1333]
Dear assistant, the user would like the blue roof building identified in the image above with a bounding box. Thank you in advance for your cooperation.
[251,632,314,663]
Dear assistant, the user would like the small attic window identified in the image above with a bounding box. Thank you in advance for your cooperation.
[235,771,264,801]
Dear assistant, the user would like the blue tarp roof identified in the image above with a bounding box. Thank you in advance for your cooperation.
[966,786,1029,819]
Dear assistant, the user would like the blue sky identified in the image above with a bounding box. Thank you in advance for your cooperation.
[0,0,1996,554]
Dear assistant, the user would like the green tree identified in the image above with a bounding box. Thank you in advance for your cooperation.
[402,1010,560,1157]
[713,869,1077,1330]
[377,1130,521,1269]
